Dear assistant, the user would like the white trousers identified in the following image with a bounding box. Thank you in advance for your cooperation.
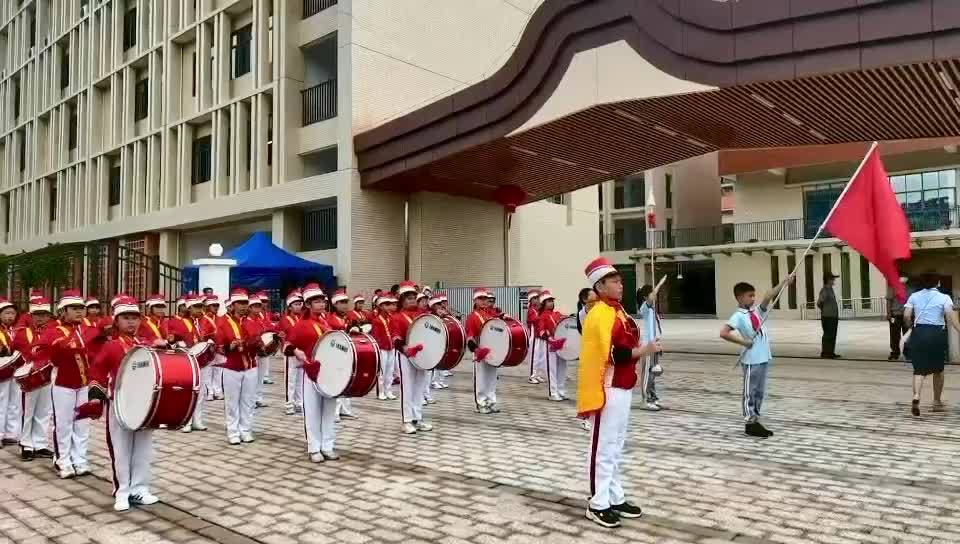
[302,382,337,453]
[222,368,258,440]
[587,387,633,511]
[398,354,428,423]
[285,357,303,409]
[378,348,396,396]
[210,362,224,396]
[337,398,353,415]
[532,338,547,379]
[474,360,498,407]
[422,371,434,401]
[526,325,537,376]
[546,351,568,398]
[255,356,269,403]
[106,408,153,499]
[20,384,51,450]
[192,366,212,427]
[0,379,21,440]
[51,385,90,469]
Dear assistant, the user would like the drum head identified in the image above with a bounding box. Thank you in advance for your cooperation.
[13,362,31,378]
[114,347,158,431]
[0,352,20,370]
[312,331,354,397]
[479,318,511,367]
[555,316,582,360]
[407,314,446,370]
[187,342,208,357]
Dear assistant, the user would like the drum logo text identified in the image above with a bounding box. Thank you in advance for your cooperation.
[133,361,150,370]
[427,323,442,334]
[492,326,504,332]
[333,342,349,353]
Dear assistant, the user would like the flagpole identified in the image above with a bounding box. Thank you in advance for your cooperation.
[737,141,879,362]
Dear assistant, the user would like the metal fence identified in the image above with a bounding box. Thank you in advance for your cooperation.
[302,79,337,126]
[800,297,887,320]
[304,0,337,18]
[442,285,540,320]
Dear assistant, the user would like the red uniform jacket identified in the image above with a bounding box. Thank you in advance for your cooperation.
[537,310,563,340]
[284,314,330,363]
[326,312,348,331]
[526,307,539,330]
[250,312,277,333]
[464,309,489,342]
[370,312,393,350]
[608,301,641,390]
[389,309,421,349]
[198,314,218,341]
[15,313,33,330]
[345,309,366,329]
[279,313,300,337]
[12,324,45,363]
[35,323,91,389]
[214,313,257,371]
[167,316,201,347]
[88,334,141,395]
[137,316,168,345]
[0,325,18,380]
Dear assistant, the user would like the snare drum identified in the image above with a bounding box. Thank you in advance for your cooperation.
[360,323,373,334]
[406,314,466,371]
[311,331,380,398]
[187,341,215,368]
[13,361,53,393]
[0,351,22,381]
[553,316,582,361]
[478,317,529,367]
[113,347,200,431]
[259,332,280,356]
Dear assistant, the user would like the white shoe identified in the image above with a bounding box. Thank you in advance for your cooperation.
[378,393,387,401]
[228,437,241,445]
[58,466,76,479]
[295,405,303,414]
[402,422,417,434]
[489,404,501,413]
[424,398,437,405]
[549,395,563,401]
[528,377,539,384]
[285,406,296,415]
[310,452,325,463]
[263,377,275,384]
[478,405,492,414]
[193,425,208,431]
[114,496,130,512]
[386,392,397,400]
[74,464,90,476]
[340,412,358,420]
[321,450,340,460]
[643,402,661,411]
[560,393,569,400]
[205,396,215,402]
[255,400,268,408]
[240,432,255,443]
[415,421,433,431]
[181,424,193,433]
[537,376,546,384]
[580,419,592,431]
[131,492,159,506]
[335,415,341,423]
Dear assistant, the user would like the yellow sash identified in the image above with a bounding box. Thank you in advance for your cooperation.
[0,327,8,349]
[576,301,617,417]
[56,325,88,384]
[179,317,194,334]
[311,322,325,338]
[226,315,242,339]
[146,317,162,338]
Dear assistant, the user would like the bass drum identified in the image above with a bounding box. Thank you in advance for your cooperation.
[311,331,380,398]
[113,347,200,431]
[478,317,529,368]
[554,316,582,361]
[406,314,466,371]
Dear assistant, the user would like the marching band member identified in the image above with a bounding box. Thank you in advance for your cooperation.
[203,296,225,400]
[578,257,660,528]
[169,294,208,433]
[256,291,276,386]
[87,295,160,512]
[138,294,169,348]
[327,289,358,420]
[15,290,44,330]
[391,281,433,434]
[285,283,339,462]
[346,295,369,330]
[13,297,54,461]
[428,292,451,390]
[247,293,272,409]
[537,291,568,401]
[525,291,543,384]
[0,298,21,448]
[37,290,92,479]
[175,296,187,319]
[371,291,398,400]
[465,288,498,414]
[280,289,304,415]
[215,288,258,445]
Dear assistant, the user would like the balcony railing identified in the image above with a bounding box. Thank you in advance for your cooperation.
[602,206,960,252]
[304,0,337,18]
[302,79,337,126]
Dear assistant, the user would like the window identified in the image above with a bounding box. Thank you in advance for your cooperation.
[134,79,148,121]
[612,218,646,251]
[18,136,26,172]
[666,218,673,247]
[770,256,781,309]
[231,25,252,78]
[192,135,212,184]
[29,17,35,48]
[822,254,832,280]
[191,52,197,97]
[613,174,644,209]
[548,193,568,205]
[49,182,57,221]
[891,169,956,231]
[123,9,137,50]
[109,166,121,206]
[68,110,78,150]
[840,252,851,309]
[860,255,871,309]
[598,186,603,210]
[786,254,797,310]
[665,173,673,209]
[13,78,20,120]
[302,206,337,250]
[804,254,814,305]
[60,49,70,89]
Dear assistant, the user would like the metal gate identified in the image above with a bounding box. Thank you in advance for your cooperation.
[442,285,541,319]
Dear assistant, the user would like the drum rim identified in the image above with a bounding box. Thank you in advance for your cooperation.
[554,315,581,359]
[313,330,356,397]
[439,314,467,369]
[114,347,162,431]
[171,351,202,429]
[0,351,21,369]
[408,314,449,370]
[479,317,511,367]
[479,317,528,367]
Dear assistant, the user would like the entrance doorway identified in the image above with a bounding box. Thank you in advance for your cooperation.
[652,260,716,316]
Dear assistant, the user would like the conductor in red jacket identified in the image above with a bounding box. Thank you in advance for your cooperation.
[215,289,258,445]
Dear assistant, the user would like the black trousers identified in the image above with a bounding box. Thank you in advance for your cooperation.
[889,314,907,357]
[821,317,839,357]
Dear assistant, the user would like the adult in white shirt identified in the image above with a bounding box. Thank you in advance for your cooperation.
[903,273,960,416]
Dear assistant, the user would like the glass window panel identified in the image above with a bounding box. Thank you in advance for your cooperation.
[939,188,955,207]
[905,192,921,205]
[891,176,905,193]
[896,193,906,204]
[923,172,940,190]
[906,173,922,191]
[940,170,956,188]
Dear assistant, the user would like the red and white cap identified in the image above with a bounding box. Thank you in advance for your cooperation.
[227,288,249,306]
[112,295,141,317]
[58,289,86,311]
[353,294,365,304]
[286,289,303,306]
[429,291,447,307]
[331,289,349,304]
[176,296,186,308]
[30,297,53,314]
[472,287,491,300]
[28,289,44,303]
[256,291,269,302]
[302,283,326,303]
[416,292,427,300]
[85,297,101,307]
[204,295,221,307]
[248,293,263,305]
[539,290,555,302]
[377,290,398,305]
[145,294,166,308]
[585,257,619,286]
[397,281,418,296]
[527,290,540,300]
[186,293,205,307]
[0,297,13,312]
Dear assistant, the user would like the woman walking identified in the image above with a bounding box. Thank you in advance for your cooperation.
[903,273,960,416]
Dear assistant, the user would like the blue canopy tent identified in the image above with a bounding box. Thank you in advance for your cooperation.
[183,232,335,299]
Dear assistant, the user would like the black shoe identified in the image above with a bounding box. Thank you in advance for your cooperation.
[754,422,774,437]
[610,502,643,519]
[35,449,54,459]
[745,422,769,438]
[911,399,920,417]
[585,507,621,528]
[1,438,17,446]
[888,353,900,361]
[20,448,34,461]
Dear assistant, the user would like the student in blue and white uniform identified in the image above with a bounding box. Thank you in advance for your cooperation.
[636,283,665,411]
[903,273,960,416]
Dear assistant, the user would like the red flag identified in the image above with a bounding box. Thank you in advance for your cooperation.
[824,145,911,302]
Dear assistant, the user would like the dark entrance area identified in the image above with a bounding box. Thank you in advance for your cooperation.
[653,260,716,316]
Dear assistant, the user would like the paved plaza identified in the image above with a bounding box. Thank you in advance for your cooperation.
[1,351,959,544]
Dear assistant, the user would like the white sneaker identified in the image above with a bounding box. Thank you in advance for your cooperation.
[386,392,397,400]
[378,393,388,401]
[643,402,662,411]
[310,452,325,463]
[131,493,159,506]
[228,436,241,445]
[193,425,208,431]
[415,421,433,431]
[424,398,437,405]
[439,383,450,389]
[321,450,341,460]
[580,419,592,431]
[114,496,130,512]
[478,405,493,414]
[240,432,255,443]
[335,415,342,423]
[549,395,563,401]
[255,400,268,408]
[285,405,296,415]
[402,422,417,434]
[528,377,539,384]
[181,424,193,433]
[340,412,358,420]
[74,464,90,476]
[442,371,453,377]
[263,377,275,384]
[489,404,501,413]
[537,376,546,384]
[295,405,303,414]
[58,466,76,479]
